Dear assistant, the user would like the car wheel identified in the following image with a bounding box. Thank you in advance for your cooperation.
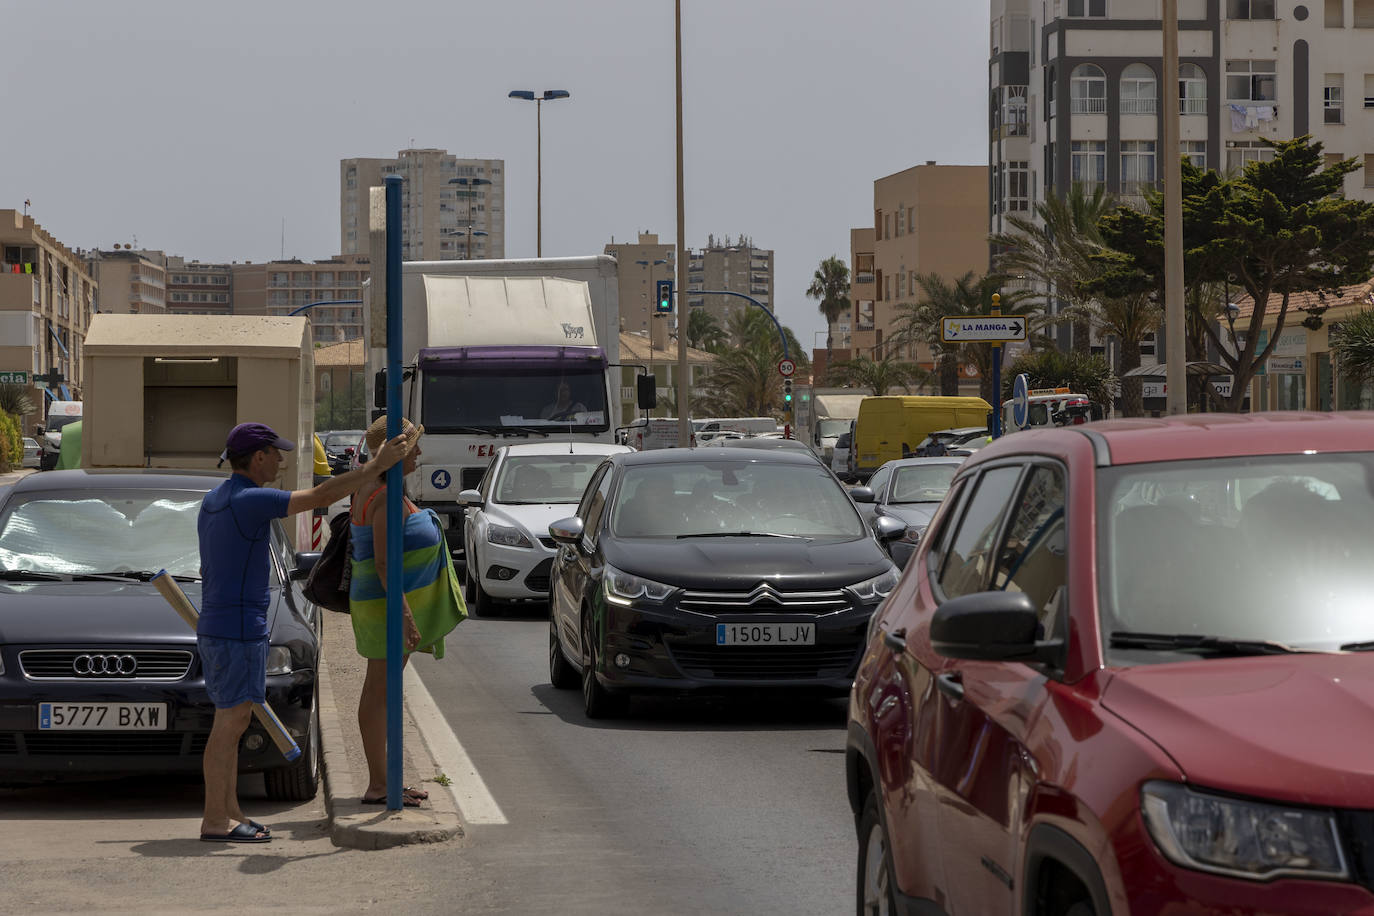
[263,692,321,802]
[549,615,578,689]
[581,612,627,719]
[856,791,896,916]
[472,575,496,618]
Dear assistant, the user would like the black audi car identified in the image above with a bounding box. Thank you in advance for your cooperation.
[0,469,322,799]
[546,448,904,717]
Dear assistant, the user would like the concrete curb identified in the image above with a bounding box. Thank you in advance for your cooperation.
[319,655,464,850]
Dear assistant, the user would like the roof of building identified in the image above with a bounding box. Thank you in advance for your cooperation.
[618,331,716,364]
[83,314,310,357]
[314,338,366,368]
[1228,277,1374,322]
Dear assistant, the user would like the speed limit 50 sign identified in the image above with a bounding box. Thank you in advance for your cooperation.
[777,358,795,377]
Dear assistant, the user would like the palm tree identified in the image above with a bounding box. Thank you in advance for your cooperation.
[895,272,1041,400]
[0,383,36,420]
[806,256,851,371]
[1057,291,1162,416]
[1331,308,1374,402]
[686,308,727,352]
[828,354,930,396]
[991,184,1116,353]
[695,310,809,418]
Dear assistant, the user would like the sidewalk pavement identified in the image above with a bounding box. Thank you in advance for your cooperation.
[319,606,466,849]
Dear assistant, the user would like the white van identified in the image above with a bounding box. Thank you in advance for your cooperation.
[696,417,777,442]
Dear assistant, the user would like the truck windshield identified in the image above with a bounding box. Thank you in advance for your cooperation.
[817,419,852,438]
[45,414,81,434]
[422,368,609,433]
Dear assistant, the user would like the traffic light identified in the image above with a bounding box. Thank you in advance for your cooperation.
[655,279,674,314]
[783,378,793,404]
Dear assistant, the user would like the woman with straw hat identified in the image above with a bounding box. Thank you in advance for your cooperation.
[349,415,466,806]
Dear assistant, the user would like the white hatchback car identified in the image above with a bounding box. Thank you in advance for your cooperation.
[458,442,632,615]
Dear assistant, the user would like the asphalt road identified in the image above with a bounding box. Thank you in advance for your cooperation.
[412,601,857,915]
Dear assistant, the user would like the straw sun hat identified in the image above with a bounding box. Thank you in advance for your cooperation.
[365,415,424,455]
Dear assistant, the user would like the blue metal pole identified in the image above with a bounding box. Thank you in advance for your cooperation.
[383,175,404,811]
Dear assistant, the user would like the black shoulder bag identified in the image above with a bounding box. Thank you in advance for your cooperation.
[303,510,353,613]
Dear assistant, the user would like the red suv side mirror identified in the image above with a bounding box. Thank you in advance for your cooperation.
[931,591,1063,665]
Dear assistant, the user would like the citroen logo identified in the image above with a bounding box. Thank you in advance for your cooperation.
[747,583,785,605]
[72,654,138,676]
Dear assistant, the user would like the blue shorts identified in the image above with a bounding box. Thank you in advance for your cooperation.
[198,635,268,709]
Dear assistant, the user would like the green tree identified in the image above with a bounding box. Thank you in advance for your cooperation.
[1003,349,1116,410]
[896,272,1041,400]
[828,354,930,396]
[686,308,726,353]
[315,373,368,431]
[1330,308,1374,399]
[0,410,21,473]
[0,383,36,421]
[991,183,1116,353]
[806,256,851,372]
[696,310,808,418]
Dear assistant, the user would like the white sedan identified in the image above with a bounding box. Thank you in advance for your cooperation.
[458,442,632,615]
[21,437,41,469]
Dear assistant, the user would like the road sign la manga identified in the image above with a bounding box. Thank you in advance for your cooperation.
[941,316,1027,343]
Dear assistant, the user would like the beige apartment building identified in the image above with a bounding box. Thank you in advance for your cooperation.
[340,149,505,262]
[231,254,370,344]
[0,210,96,429]
[686,236,774,331]
[85,247,167,315]
[844,163,989,369]
[165,257,232,315]
[604,232,676,339]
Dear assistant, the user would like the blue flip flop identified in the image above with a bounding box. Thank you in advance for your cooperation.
[200,822,271,843]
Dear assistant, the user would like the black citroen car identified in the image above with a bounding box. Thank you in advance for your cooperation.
[546,448,904,717]
[0,469,322,798]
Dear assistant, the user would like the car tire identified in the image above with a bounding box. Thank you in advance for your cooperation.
[856,791,897,916]
[549,615,578,689]
[263,692,321,802]
[581,612,627,719]
[472,575,496,618]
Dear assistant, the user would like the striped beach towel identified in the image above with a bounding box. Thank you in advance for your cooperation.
[349,507,466,659]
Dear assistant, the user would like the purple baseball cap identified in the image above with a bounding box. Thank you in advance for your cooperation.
[219,422,296,462]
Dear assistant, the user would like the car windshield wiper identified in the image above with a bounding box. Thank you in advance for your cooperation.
[0,569,63,581]
[75,571,201,583]
[1109,631,1314,656]
[676,531,807,540]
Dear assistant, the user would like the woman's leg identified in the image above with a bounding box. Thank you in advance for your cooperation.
[358,655,413,800]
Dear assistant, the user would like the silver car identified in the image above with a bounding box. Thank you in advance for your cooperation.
[21,437,41,469]
[849,457,963,568]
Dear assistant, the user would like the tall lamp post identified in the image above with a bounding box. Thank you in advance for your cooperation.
[1162,0,1186,414]
[448,176,491,259]
[507,89,571,257]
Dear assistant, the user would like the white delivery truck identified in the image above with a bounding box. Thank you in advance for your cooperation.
[362,256,621,556]
[806,392,866,466]
[39,400,83,470]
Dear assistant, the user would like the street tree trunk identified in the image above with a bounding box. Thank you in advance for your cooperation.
[1120,338,1143,417]
[940,351,960,396]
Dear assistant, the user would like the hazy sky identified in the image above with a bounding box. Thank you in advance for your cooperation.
[6,0,990,350]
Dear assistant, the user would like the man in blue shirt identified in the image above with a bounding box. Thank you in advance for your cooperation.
[196,421,407,843]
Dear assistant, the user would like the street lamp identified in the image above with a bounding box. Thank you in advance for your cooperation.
[447,177,492,259]
[507,89,571,257]
[634,258,668,312]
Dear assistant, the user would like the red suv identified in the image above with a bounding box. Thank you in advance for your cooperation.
[847,413,1374,915]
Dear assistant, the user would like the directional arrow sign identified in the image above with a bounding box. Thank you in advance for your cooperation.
[942,316,1027,343]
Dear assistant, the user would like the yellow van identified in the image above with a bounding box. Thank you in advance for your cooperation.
[852,396,992,479]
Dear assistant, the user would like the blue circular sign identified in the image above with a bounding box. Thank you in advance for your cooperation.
[1012,374,1030,429]
[431,469,452,490]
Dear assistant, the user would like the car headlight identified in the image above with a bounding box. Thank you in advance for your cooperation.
[848,566,900,602]
[1141,781,1348,882]
[266,646,293,676]
[603,564,677,606]
[488,524,533,548]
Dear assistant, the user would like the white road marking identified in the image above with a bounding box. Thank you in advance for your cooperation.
[404,664,509,825]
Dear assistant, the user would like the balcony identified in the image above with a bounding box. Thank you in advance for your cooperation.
[1120,98,1157,115]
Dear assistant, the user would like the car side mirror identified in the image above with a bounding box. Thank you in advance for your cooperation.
[850,486,876,504]
[290,551,321,581]
[930,591,1063,665]
[873,516,906,542]
[457,488,484,508]
[548,516,585,546]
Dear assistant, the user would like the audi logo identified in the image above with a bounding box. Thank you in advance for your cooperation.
[72,654,138,676]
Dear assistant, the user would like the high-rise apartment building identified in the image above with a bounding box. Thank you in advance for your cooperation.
[604,232,675,338]
[988,0,1374,239]
[340,149,505,261]
[85,248,166,315]
[0,210,96,420]
[686,236,774,329]
[844,164,989,369]
[231,254,370,344]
